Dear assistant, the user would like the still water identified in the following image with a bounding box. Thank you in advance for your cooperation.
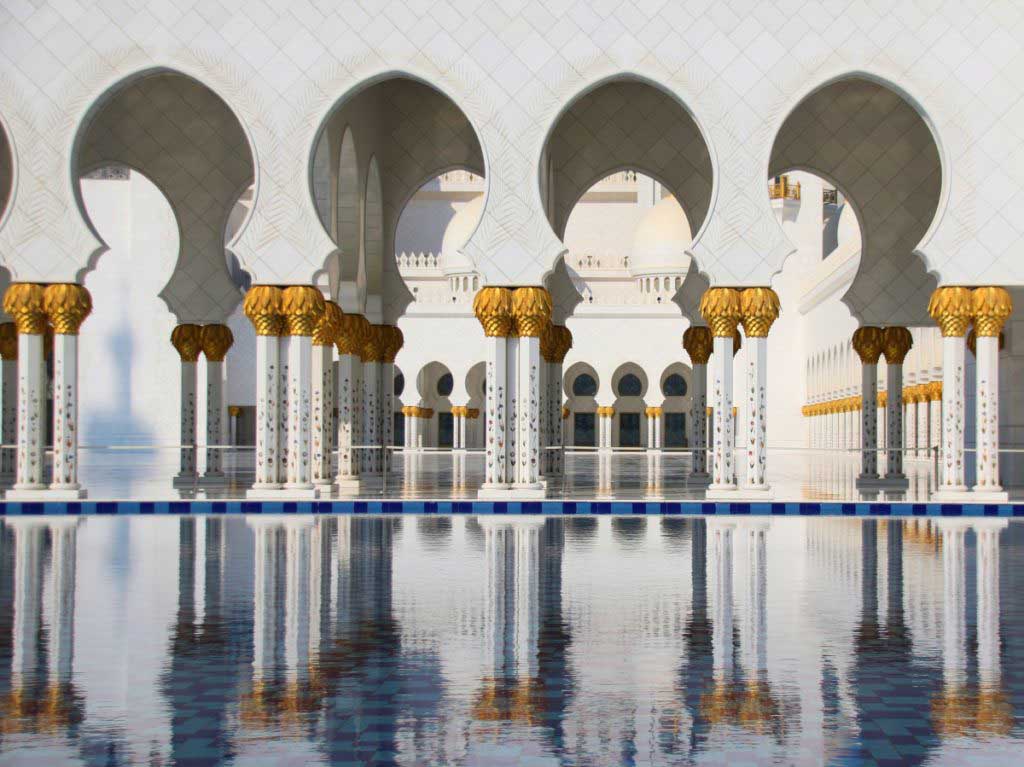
[0,516,1021,766]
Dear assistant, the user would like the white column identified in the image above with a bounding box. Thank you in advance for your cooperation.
[709,334,735,492]
[743,336,769,491]
[12,331,45,490]
[905,396,917,461]
[2,355,16,476]
[204,360,225,478]
[382,360,396,468]
[646,411,655,449]
[549,361,564,474]
[285,332,314,492]
[654,410,662,449]
[361,360,382,475]
[278,335,290,483]
[515,334,542,489]
[691,363,708,476]
[885,364,905,480]
[859,361,879,480]
[929,391,942,452]
[311,343,333,487]
[50,333,84,495]
[483,335,510,488]
[335,353,361,490]
[177,358,198,483]
[917,393,929,457]
[974,335,1005,496]
[251,335,281,491]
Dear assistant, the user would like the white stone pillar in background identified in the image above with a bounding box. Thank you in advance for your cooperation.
[381,326,403,472]
[169,323,201,486]
[928,384,942,452]
[0,323,17,477]
[684,327,711,480]
[971,287,1012,500]
[700,288,741,496]
[281,286,325,496]
[199,324,233,481]
[916,386,929,458]
[334,313,367,493]
[311,302,340,489]
[904,391,917,461]
[882,327,912,484]
[244,286,284,494]
[475,287,514,493]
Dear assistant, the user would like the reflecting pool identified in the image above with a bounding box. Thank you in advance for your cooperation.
[0,517,1022,766]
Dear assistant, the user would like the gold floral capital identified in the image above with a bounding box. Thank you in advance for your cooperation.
[228,405,242,418]
[313,301,343,347]
[3,283,47,335]
[200,324,234,361]
[966,329,1005,356]
[280,286,325,337]
[473,287,514,337]
[553,325,573,362]
[336,313,369,356]
[540,322,557,362]
[562,406,570,420]
[852,326,884,364]
[699,288,741,337]
[927,287,973,337]
[682,326,712,364]
[926,381,943,401]
[243,286,284,336]
[511,287,552,338]
[739,287,780,337]
[43,284,92,335]
[362,325,388,363]
[0,323,16,360]
[381,325,404,362]
[170,324,202,362]
[466,408,480,419]
[882,326,913,364]
[972,286,1012,337]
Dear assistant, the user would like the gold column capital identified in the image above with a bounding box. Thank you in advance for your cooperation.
[0,322,16,360]
[362,324,388,363]
[200,324,234,361]
[699,287,741,337]
[400,405,416,417]
[926,381,943,401]
[280,286,325,337]
[972,286,1012,337]
[927,286,973,337]
[380,325,404,362]
[473,287,514,337]
[228,405,242,417]
[336,313,370,356]
[682,325,712,364]
[42,283,92,334]
[881,326,913,364]
[739,287,780,337]
[170,323,202,362]
[732,328,742,357]
[243,285,284,336]
[852,326,884,364]
[878,390,888,407]
[313,300,343,347]
[554,325,573,362]
[466,408,480,419]
[540,321,557,362]
[2,283,47,335]
[597,406,615,417]
[511,287,552,337]
[561,406,570,420]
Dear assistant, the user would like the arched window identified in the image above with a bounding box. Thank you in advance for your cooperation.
[617,373,642,397]
[437,372,453,397]
[663,374,687,397]
[572,373,597,397]
[394,372,405,397]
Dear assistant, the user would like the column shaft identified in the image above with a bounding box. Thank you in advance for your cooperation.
[50,334,82,491]
[974,336,1002,491]
[484,336,509,487]
[691,363,708,475]
[515,336,541,487]
[178,360,197,480]
[204,360,224,477]
[253,336,281,489]
[311,344,333,486]
[362,361,381,474]
[2,358,16,475]
[744,337,768,488]
[335,354,360,484]
[886,365,905,477]
[285,335,313,489]
[710,335,734,489]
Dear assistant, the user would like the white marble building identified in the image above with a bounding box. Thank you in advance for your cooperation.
[0,0,1022,501]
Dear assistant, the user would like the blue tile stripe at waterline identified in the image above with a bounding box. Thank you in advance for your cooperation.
[0,499,1021,516]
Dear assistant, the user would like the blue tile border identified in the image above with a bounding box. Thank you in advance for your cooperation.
[0,499,1020,516]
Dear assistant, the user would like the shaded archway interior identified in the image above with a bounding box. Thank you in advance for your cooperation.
[541,79,713,244]
[310,77,485,323]
[74,70,254,324]
[0,122,11,227]
[769,77,941,326]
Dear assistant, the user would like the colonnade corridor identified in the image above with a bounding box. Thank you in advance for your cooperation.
[0,516,1020,762]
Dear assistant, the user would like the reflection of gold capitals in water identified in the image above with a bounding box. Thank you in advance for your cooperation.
[700,678,781,735]
[238,666,326,735]
[931,683,1013,739]
[0,682,80,735]
[472,676,545,727]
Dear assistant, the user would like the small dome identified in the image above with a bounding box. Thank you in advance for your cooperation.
[630,196,692,275]
[440,195,483,273]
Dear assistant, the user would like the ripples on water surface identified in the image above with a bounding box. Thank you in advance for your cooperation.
[0,516,1022,766]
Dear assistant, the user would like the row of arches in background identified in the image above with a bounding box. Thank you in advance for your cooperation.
[0,67,943,331]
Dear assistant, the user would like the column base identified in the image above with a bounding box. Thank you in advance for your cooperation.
[199,472,226,485]
[7,486,87,501]
[477,484,547,500]
[969,487,1009,502]
[172,473,199,488]
[279,483,318,499]
[930,488,972,502]
[868,475,908,489]
[737,485,774,500]
[705,484,738,500]
[334,477,363,496]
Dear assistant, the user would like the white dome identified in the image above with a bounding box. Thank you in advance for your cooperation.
[630,196,692,275]
[440,195,483,273]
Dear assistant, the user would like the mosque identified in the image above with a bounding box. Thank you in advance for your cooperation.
[0,0,1021,503]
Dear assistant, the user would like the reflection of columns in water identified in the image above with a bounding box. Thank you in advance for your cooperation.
[974,520,1011,734]
[740,522,768,680]
[597,450,613,498]
[9,520,46,692]
[645,450,662,498]
[708,521,734,681]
